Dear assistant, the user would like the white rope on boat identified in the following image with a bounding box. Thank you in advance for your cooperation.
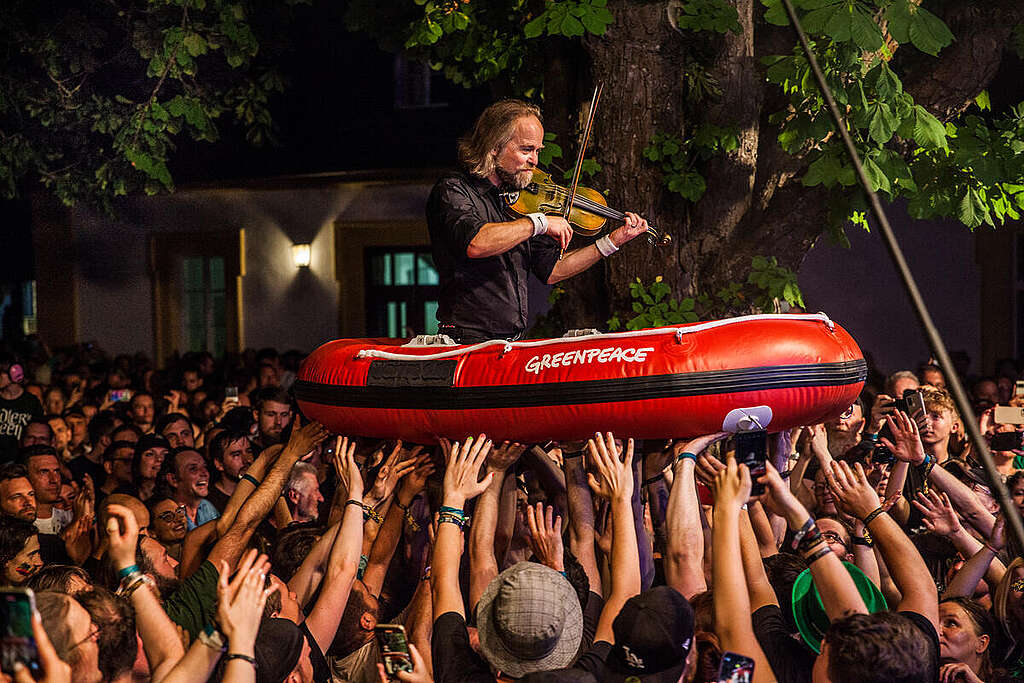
[354,312,835,362]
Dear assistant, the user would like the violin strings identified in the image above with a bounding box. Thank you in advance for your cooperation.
[528,183,667,242]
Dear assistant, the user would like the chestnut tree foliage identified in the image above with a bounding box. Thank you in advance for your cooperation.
[348,0,1024,327]
[0,0,306,207]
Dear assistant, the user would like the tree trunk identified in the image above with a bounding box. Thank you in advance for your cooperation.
[547,0,1022,331]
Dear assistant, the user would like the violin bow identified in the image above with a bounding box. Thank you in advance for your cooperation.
[559,81,603,259]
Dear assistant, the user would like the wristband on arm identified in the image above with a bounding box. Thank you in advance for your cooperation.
[527,212,548,237]
[595,235,618,257]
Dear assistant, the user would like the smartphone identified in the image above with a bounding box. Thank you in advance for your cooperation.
[990,431,1024,452]
[900,390,926,420]
[1015,381,1024,398]
[734,429,768,497]
[994,405,1024,425]
[717,650,755,683]
[225,386,239,404]
[374,624,412,678]
[110,389,132,402]
[1,588,40,679]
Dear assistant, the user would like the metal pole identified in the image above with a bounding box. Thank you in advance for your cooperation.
[779,0,1024,553]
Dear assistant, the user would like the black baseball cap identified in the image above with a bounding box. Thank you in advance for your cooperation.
[604,586,694,682]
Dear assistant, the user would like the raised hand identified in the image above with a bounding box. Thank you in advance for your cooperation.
[878,410,926,465]
[216,549,273,652]
[526,503,564,572]
[105,503,141,571]
[676,432,729,461]
[332,436,363,502]
[585,432,634,502]
[694,451,726,488]
[284,418,330,459]
[0,611,72,683]
[710,450,751,511]
[827,461,881,520]
[869,394,895,432]
[486,441,526,472]
[755,462,805,524]
[912,490,960,537]
[397,454,436,500]
[376,643,432,683]
[369,441,421,504]
[989,512,1006,552]
[441,434,494,508]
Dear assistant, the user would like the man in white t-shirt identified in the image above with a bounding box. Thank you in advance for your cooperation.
[24,446,71,534]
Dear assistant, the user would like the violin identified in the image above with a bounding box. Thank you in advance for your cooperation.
[501,168,672,246]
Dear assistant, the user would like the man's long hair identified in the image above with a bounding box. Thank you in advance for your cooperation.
[458,99,542,179]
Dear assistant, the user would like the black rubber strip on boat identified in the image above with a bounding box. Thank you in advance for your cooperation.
[294,359,867,410]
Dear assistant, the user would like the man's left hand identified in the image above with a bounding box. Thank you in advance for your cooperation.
[611,211,649,246]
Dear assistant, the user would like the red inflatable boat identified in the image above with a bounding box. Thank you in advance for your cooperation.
[293,313,866,443]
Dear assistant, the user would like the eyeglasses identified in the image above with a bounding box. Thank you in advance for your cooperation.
[821,531,848,549]
[839,405,856,419]
[157,505,187,523]
[69,624,101,652]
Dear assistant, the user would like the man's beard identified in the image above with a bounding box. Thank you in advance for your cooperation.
[495,165,533,189]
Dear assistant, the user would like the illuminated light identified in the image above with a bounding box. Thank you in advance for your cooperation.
[292,243,311,268]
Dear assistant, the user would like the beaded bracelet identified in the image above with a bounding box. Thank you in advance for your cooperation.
[361,504,383,525]
[439,511,470,529]
[395,499,421,531]
[117,564,140,579]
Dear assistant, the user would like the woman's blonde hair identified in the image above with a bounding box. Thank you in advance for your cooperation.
[458,99,542,179]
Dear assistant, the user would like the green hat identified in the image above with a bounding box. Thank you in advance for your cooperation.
[791,561,887,654]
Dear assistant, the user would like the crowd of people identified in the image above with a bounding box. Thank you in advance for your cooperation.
[0,338,1023,683]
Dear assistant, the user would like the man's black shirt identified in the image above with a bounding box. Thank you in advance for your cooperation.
[426,171,560,341]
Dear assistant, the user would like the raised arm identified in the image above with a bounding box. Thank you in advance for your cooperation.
[303,437,366,654]
[105,504,185,683]
[759,463,867,622]
[431,435,494,620]
[710,454,775,683]
[665,433,727,599]
[363,454,434,597]
[587,432,640,644]
[468,441,521,607]
[206,421,328,572]
[828,460,939,630]
[561,442,601,595]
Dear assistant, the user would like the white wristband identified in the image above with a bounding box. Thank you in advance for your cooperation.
[527,212,548,237]
[595,235,619,257]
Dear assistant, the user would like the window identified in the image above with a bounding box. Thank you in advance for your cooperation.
[183,256,227,357]
[365,248,440,338]
[393,54,447,109]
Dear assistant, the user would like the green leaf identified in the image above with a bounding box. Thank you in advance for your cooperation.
[911,105,947,150]
[957,187,984,228]
[762,0,789,26]
[848,5,884,50]
[862,155,892,195]
[885,0,912,44]
[975,90,991,112]
[871,63,902,101]
[524,15,546,38]
[183,32,208,57]
[909,7,954,56]
[867,101,900,144]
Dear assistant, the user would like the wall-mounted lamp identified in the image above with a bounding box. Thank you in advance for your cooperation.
[292,243,311,268]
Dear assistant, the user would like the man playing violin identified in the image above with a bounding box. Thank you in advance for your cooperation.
[426,98,650,344]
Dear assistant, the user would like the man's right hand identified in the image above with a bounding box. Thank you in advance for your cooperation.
[545,215,573,252]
